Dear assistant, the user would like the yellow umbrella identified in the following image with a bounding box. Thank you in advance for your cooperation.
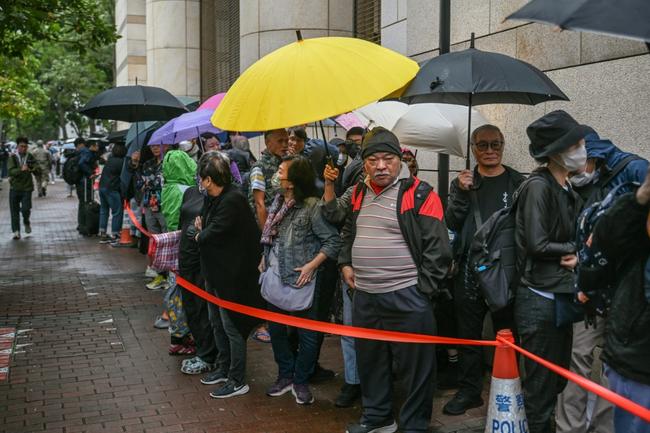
[211,34,419,132]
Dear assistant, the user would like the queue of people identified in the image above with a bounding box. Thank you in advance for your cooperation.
[10,111,646,433]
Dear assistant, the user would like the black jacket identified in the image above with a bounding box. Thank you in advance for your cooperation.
[99,155,124,192]
[593,193,650,385]
[515,168,581,293]
[198,185,264,337]
[338,175,452,298]
[179,186,203,276]
[446,165,525,258]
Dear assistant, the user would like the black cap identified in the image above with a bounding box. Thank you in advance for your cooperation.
[527,110,592,159]
[361,127,401,159]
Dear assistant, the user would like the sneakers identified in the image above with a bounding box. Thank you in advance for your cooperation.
[442,392,484,415]
[200,370,228,385]
[24,224,31,234]
[153,316,169,329]
[169,343,196,356]
[209,380,250,399]
[266,377,293,397]
[181,357,215,375]
[12,231,20,240]
[146,275,169,290]
[291,383,314,405]
[144,266,158,278]
[335,383,361,408]
[345,420,398,433]
[98,233,112,244]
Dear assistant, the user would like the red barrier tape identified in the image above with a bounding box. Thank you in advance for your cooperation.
[125,201,650,423]
[498,336,650,423]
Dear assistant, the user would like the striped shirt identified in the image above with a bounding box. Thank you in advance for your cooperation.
[352,170,418,293]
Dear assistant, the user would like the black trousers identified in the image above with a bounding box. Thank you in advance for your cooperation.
[76,177,93,233]
[353,285,436,433]
[514,285,572,433]
[179,269,217,364]
[9,189,32,232]
[454,261,514,398]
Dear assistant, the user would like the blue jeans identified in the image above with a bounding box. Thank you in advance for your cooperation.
[268,301,320,385]
[606,365,650,433]
[341,280,359,385]
[99,188,123,234]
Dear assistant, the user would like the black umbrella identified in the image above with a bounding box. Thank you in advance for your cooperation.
[79,85,188,122]
[506,0,650,45]
[400,33,569,168]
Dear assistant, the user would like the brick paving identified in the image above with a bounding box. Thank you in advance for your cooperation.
[0,181,486,433]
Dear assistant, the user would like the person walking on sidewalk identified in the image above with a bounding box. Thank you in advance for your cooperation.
[98,143,126,243]
[443,125,524,416]
[8,137,39,240]
[515,111,587,433]
[193,151,265,399]
[338,127,451,433]
[75,138,99,236]
[31,139,52,197]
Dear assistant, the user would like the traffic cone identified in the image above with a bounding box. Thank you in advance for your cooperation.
[484,329,528,433]
[111,228,135,248]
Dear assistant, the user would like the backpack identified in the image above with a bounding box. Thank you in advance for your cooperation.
[62,155,82,185]
[468,177,546,312]
[575,181,640,317]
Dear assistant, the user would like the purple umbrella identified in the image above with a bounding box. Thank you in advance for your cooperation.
[148,110,224,145]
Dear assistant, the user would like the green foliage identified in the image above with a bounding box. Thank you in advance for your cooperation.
[0,0,117,59]
[0,0,118,139]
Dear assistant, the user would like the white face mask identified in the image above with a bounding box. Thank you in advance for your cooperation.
[179,141,193,152]
[551,145,587,172]
[569,169,597,187]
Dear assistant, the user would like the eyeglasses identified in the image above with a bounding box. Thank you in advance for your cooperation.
[473,140,504,152]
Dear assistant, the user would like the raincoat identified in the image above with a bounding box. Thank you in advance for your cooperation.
[585,132,649,192]
[162,150,197,231]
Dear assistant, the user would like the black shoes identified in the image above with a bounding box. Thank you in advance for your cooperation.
[309,363,335,384]
[442,392,484,415]
[335,383,361,408]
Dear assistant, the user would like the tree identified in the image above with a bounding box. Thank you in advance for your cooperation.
[0,0,117,59]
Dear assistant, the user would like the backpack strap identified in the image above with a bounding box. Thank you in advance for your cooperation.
[469,190,483,228]
[600,155,641,187]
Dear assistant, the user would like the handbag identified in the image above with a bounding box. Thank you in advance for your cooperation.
[260,249,316,312]
[148,230,181,271]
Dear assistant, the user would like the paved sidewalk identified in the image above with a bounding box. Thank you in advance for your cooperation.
[0,182,486,433]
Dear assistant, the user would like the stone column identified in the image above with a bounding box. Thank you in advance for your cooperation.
[146,0,201,98]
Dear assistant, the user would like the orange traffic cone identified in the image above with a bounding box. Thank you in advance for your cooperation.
[485,329,528,433]
[111,228,135,248]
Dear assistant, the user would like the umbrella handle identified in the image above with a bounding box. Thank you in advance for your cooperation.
[318,120,334,168]
[466,94,473,170]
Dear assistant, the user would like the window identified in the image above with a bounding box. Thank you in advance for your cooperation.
[354,0,381,44]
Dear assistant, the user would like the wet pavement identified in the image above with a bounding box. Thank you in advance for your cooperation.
[0,181,486,433]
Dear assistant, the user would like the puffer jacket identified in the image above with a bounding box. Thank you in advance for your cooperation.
[593,192,650,385]
[515,168,581,293]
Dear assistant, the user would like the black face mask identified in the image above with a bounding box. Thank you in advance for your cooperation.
[345,140,360,159]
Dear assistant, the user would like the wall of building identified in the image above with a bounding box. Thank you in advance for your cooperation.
[115,0,148,87]
[145,0,201,99]
[380,0,650,187]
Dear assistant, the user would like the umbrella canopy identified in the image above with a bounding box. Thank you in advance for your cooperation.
[211,34,419,132]
[125,121,161,156]
[506,0,650,44]
[79,85,188,122]
[399,34,568,167]
[400,41,568,106]
[352,101,488,158]
[198,93,226,111]
[149,110,223,145]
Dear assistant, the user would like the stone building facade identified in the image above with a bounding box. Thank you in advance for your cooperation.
[114,0,650,181]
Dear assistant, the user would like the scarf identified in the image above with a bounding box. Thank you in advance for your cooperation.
[261,194,295,246]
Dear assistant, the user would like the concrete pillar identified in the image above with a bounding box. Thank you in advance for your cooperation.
[115,0,148,86]
[146,0,201,98]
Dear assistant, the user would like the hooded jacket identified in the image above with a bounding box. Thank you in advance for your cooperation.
[583,132,649,199]
[593,193,650,385]
[161,150,197,231]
